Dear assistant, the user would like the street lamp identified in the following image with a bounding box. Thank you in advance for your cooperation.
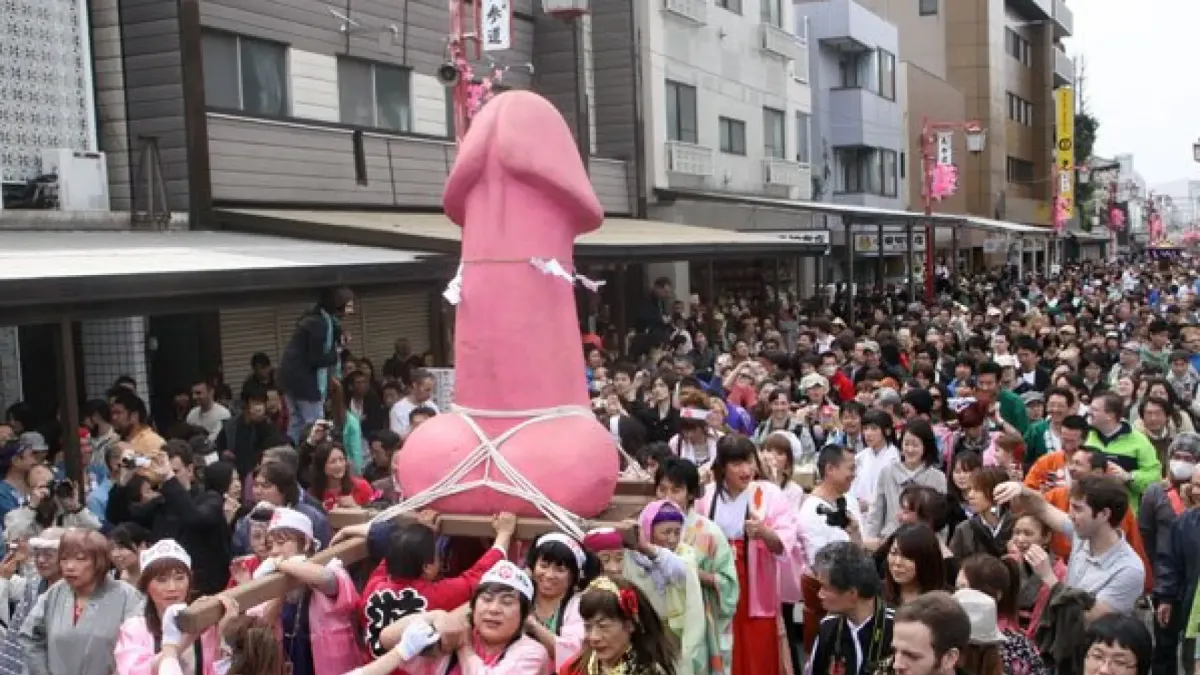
[1193,139,1200,163]
[921,119,987,304]
[542,0,591,173]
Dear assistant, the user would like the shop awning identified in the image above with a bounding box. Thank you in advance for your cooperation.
[961,217,1053,236]
[0,229,442,321]
[1067,228,1110,243]
[215,209,830,260]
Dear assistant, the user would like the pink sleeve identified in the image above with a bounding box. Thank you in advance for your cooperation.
[766,485,802,563]
[554,597,585,671]
[312,560,361,617]
[114,618,156,675]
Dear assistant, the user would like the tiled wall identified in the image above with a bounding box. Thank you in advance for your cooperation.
[80,317,149,399]
[0,328,21,413]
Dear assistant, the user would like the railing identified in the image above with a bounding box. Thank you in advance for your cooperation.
[663,0,707,24]
[763,157,810,188]
[1053,47,1073,85]
[665,140,715,176]
[1052,0,1074,36]
[761,21,806,62]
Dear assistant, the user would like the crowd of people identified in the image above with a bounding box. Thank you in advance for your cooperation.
[0,258,1194,675]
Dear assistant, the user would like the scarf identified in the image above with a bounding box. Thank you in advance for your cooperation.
[316,309,340,400]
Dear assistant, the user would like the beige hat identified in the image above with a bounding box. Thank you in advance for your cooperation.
[798,373,829,391]
[953,589,1005,645]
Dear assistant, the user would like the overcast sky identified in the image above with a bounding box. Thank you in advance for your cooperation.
[1068,0,1200,190]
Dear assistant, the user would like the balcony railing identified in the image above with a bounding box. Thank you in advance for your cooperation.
[663,0,706,24]
[665,141,714,177]
[1052,0,1074,36]
[763,157,809,189]
[760,22,806,62]
[1053,47,1073,85]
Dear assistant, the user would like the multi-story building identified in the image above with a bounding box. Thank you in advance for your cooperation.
[1,0,825,426]
[847,0,1073,229]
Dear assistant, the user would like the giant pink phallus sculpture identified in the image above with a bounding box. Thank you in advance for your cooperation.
[394,90,620,520]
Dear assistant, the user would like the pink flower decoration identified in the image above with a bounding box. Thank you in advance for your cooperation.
[930,164,958,201]
[1109,207,1127,232]
[1053,196,1070,233]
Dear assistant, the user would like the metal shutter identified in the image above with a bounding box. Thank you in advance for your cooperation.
[219,308,281,387]
[359,289,432,366]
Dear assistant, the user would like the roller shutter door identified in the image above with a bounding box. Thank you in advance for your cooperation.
[359,290,432,366]
[219,308,282,388]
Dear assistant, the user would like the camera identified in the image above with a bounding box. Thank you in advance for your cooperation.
[122,456,151,470]
[816,497,851,529]
[52,480,75,500]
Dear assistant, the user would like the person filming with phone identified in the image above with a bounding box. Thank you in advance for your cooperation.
[797,444,864,652]
[3,464,100,538]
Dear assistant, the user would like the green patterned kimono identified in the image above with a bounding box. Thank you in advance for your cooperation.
[683,511,740,675]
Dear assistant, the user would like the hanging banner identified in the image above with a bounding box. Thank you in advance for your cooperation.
[481,0,512,51]
[935,132,953,167]
[1055,87,1075,220]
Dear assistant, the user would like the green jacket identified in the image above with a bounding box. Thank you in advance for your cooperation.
[998,389,1030,437]
[1084,421,1162,515]
[1022,418,1054,470]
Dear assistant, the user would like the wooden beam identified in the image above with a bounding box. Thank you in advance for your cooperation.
[182,499,648,634]
[176,538,367,634]
[615,478,656,497]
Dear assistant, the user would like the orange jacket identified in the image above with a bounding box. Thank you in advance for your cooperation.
[1025,451,1068,493]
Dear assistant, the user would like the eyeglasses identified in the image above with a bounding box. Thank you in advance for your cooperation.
[1085,648,1137,671]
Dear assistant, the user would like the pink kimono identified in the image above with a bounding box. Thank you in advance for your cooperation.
[113,617,221,675]
[400,634,549,675]
[251,559,363,675]
[775,483,806,605]
[552,595,585,672]
[695,481,802,619]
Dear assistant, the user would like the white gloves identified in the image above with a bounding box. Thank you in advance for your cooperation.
[252,557,279,581]
[160,603,188,647]
[398,620,440,661]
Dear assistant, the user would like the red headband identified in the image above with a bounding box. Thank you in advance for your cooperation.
[581,529,624,553]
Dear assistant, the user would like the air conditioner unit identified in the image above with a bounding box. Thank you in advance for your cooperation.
[41,149,110,212]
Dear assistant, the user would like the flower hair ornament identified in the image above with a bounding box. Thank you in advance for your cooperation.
[587,577,639,623]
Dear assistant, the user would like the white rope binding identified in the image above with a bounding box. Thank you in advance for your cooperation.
[369,404,610,540]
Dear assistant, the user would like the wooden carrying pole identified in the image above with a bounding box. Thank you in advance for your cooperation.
[176,481,653,634]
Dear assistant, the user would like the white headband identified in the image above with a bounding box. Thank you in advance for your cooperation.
[140,539,191,570]
[480,560,534,600]
[28,538,60,550]
[537,532,586,572]
[680,407,708,421]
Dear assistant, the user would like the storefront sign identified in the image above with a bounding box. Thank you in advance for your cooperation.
[853,231,926,256]
[936,132,953,167]
[757,230,831,251]
[1055,86,1075,220]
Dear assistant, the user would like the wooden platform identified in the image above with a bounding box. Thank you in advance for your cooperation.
[177,482,653,634]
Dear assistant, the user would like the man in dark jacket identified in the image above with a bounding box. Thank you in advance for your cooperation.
[215,387,287,480]
[277,287,354,443]
[1151,435,1200,675]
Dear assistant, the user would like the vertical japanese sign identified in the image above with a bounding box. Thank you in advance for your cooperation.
[935,132,953,166]
[481,0,512,52]
[1055,87,1075,220]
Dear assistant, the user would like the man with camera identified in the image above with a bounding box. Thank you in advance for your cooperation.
[3,464,100,537]
[797,444,865,651]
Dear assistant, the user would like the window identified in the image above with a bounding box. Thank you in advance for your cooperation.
[1006,156,1035,185]
[1005,28,1032,67]
[795,112,811,164]
[201,31,288,116]
[878,50,896,101]
[719,117,747,155]
[716,0,742,13]
[760,0,783,26]
[338,58,413,132]
[665,80,698,144]
[882,150,898,197]
[838,51,877,91]
[919,0,938,15]
[1006,92,1033,126]
[763,107,786,159]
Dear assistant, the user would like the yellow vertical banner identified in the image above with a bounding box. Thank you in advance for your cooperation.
[1055,87,1075,219]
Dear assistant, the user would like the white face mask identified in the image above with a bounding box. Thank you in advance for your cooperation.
[1169,460,1196,482]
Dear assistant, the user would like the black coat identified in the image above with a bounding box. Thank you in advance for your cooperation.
[278,310,341,402]
[106,478,232,594]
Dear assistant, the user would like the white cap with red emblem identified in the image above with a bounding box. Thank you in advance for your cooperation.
[480,560,534,600]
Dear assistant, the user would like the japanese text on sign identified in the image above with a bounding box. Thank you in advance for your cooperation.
[935,132,953,166]
[482,0,511,52]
